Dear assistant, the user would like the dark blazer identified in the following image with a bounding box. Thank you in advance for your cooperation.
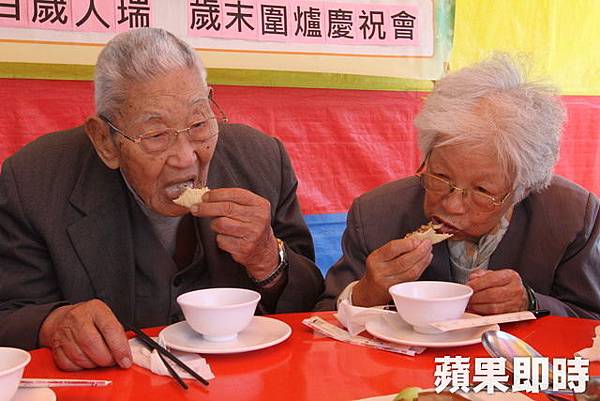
[315,176,600,318]
[0,124,324,349]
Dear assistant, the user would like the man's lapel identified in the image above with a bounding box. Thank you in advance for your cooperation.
[66,151,135,322]
[199,138,251,286]
[206,136,240,189]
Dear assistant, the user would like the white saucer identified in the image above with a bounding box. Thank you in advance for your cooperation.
[11,388,56,401]
[159,316,292,354]
[365,312,499,348]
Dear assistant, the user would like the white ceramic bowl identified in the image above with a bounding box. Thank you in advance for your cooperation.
[177,288,261,342]
[389,281,473,334]
[0,347,31,401]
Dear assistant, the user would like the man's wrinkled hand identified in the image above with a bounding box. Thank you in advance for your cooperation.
[38,299,132,371]
[352,237,433,307]
[466,269,529,315]
[190,188,279,279]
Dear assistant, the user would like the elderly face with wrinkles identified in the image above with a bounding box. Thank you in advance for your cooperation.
[422,144,514,242]
[107,67,218,216]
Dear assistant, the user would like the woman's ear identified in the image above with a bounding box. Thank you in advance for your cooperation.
[85,116,120,170]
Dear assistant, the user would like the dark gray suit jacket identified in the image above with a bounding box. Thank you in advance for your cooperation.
[0,124,324,349]
[315,176,600,317]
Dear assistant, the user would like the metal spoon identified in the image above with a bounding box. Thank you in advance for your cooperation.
[482,330,554,381]
[482,330,596,397]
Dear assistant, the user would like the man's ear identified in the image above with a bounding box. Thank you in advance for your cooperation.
[85,116,120,170]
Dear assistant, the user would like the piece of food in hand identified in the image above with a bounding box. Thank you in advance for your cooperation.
[173,186,210,208]
[394,388,471,401]
[403,222,453,244]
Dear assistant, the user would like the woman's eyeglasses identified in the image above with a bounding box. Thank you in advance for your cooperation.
[415,155,512,212]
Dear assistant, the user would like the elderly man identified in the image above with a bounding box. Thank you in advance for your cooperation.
[316,55,600,318]
[0,28,323,370]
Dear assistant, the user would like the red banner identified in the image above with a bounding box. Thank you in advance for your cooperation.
[1,79,598,214]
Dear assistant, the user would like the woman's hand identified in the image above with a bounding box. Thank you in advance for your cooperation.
[352,238,433,307]
[466,269,529,314]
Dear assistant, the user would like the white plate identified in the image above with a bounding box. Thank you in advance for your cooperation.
[365,313,499,348]
[159,316,292,354]
[11,388,56,401]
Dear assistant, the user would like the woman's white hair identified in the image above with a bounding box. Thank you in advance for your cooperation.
[95,27,208,120]
[414,54,566,200]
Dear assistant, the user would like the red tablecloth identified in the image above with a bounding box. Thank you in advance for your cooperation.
[22,312,600,401]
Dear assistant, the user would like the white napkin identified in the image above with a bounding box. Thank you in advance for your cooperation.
[575,325,600,361]
[335,299,396,336]
[129,338,215,380]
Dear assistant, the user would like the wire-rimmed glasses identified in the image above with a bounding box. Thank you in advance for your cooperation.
[99,87,227,154]
[416,156,512,212]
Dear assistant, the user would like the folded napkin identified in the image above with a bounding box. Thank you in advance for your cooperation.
[129,338,215,380]
[335,299,396,336]
[575,325,600,361]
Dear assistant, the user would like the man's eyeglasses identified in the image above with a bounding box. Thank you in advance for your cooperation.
[99,88,227,154]
[415,156,512,212]
[99,114,219,154]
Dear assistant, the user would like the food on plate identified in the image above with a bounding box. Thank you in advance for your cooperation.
[403,222,453,244]
[173,186,210,208]
[394,388,471,401]
[414,391,472,401]
[393,387,423,401]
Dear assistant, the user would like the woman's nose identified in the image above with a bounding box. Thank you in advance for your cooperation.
[442,188,468,214]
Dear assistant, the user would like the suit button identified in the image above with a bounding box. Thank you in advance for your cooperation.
[173,277,183,287]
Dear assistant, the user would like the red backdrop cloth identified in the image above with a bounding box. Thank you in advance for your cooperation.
[0,78,598,214]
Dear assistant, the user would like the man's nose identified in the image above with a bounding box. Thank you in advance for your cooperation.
[167,132,198,168]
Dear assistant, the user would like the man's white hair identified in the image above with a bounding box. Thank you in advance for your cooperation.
[95,27,208,120]
[414,54,566,201]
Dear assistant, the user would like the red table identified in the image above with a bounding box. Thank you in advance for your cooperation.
[23,312,600,401]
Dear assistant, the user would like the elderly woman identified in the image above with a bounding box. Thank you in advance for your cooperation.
[315,55,600,318]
